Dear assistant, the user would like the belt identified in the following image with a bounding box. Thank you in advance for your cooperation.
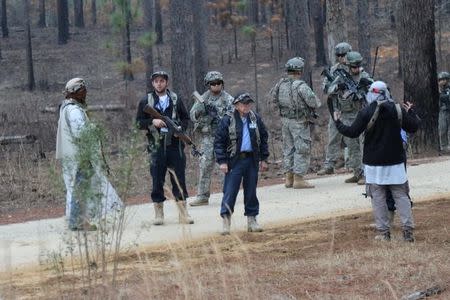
[238,152,253,159]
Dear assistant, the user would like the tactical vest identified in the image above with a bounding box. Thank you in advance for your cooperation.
[227,110,260,157]
[146,90,179,149]
[194,91,233,133]
[274,78,308,120]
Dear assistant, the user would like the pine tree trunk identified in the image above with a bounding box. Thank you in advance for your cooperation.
[192,0,208,93]
[24,0,35,91]
[310,0,328,66]
[143,0,153,92]
[326,0,348,64]
[155,0,163,44]
[122,0,133,81]
[287,0,312,86]
[57,0,69,44]
[38,0,46,27]
[357,0,371,70]
[91,0,96,25]
[73,0,84,28]
[397,0,439,152]
[248,0,259,25]
[1,0,8,38]
[170,0,194,108]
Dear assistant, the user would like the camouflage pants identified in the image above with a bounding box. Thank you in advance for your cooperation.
[196,134,219,200]
[438,110,450,151]
[324,114,362,176]
[323,116,344,169]
[281,117,311,175]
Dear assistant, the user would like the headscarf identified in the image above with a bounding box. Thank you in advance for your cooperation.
[366,81,392,104]
[64,78,86,96]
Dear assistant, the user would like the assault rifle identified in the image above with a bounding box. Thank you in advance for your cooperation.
[192,91,219,123]
[143,104,203,157]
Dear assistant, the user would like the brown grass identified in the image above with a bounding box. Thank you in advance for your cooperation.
[1,198,449,299]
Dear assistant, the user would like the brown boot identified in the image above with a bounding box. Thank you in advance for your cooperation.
[357,176,366,185]
[344,175,359,183]
[293,174,314,189]
[176,201,194,224]
[285,172,294,188]
[317,167,334,176]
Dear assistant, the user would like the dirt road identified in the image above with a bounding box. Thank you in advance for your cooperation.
[1,158,450,271]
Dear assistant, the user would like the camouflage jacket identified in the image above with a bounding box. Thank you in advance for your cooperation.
[270,76,321,122]
[328,68,373,113]
[439,86,450,111]
[190,90,234,133]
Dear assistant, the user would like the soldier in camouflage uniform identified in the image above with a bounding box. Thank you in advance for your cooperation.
[270,57,321,189]
[438,71,450,154]
[317,42,352,176]
[189,71,234,206]
[327,51,374,184]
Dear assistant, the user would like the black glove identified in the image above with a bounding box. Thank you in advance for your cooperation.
[337,83,347,91]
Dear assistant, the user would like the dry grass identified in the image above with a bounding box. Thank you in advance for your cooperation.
[1,198,449,299]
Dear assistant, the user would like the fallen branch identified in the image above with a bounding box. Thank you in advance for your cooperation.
[0,135,37,145]
[42,103,126,113]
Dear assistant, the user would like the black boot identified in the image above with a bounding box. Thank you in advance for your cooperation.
[403,229,415,242]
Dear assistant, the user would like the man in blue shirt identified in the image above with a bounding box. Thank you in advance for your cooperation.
[214,93,269,235]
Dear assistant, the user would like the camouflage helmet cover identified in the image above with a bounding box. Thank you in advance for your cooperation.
[334,42,352,55]
[438,71,450,80]
[285,57,305,71]
[346,51,363,67]
[204,71,224,85]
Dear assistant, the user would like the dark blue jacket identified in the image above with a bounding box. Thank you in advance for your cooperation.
[214,110,269,167]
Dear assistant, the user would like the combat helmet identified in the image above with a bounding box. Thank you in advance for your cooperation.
[334,42,352,56]
[204,71,224,86]
[285,57,305,72]
[346,51,363,67]
[438,71,450,81]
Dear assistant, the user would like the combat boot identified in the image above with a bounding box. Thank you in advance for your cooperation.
[317,167,334,176]
[293,174,314,189]
[335,159,345,169]
[285,172,294,188]
[190,198,209,207]
[221,215,231,235]
[374,231,391,241]
[153,202,164,225]
[247,216,263,232]
[357,176,366,185]
[344,175,359,183]
[403,229,415,242]
[176,201,194,224]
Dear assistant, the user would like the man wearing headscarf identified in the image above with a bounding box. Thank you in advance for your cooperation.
[56,78,123,231]
[333,81,420,242]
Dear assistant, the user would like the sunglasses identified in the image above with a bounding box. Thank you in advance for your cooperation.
[209,81,222,86]
[336,53,346,57]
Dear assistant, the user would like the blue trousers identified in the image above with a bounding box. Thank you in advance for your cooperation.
[220,157,259,217]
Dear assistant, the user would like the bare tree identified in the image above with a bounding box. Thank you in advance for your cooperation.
[74,0,85,28]
[325,0,348,64]
[397,0,439,151]
[38,0,46,27]
[310,0,327,66]
[287,0,312,86]
[57,0,69,44]
[24,0,35,90]
[170,0,194,107]
[248,0,259,25]
[1,0,8,38]
[192,0,208,93]
[121,0,133,80]
[155,0,163,44]
[357,0,371,69]
[143,0,153,92]
[91,0,97,25]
